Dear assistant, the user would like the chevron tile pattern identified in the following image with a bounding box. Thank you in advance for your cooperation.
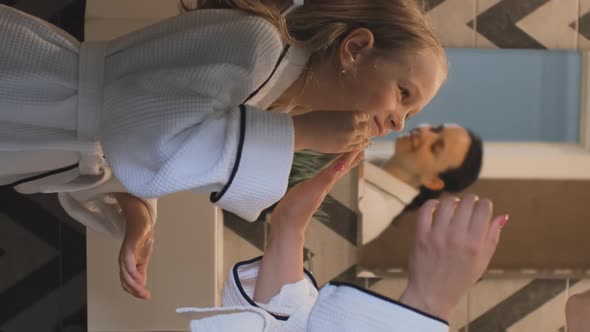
[0,2,87,331]
[578,0,590,49]
[0,189,87,332]
[421,0,590,49]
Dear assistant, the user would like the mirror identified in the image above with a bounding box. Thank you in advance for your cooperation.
[357,48,590,278]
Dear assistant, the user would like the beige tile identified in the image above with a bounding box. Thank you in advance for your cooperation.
[329,170,359,210]
[515,0,578,49]
[506,283,568,332]
[369,278,469,332]
[469,278,533,321]
[223,226,263,280]
[426,0,477,47]
[568,279,590,297]
[469,279,568,331]
[304,219,358,286]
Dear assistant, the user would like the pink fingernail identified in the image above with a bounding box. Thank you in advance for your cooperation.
[500,214,509,229]
[333,161,347,172]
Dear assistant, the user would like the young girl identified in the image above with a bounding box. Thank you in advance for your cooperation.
[0,0,446,297]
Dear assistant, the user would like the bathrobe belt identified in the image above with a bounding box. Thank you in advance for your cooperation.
[77,41,107,176]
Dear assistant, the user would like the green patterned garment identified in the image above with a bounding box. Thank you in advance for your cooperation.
[287,150,338,223]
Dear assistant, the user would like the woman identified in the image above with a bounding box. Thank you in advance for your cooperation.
[362,123,483,244]
[176,151,508,331]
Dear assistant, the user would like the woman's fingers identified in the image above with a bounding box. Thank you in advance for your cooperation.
[467,199,493,242]
[485,214,508,259]
[451,194,477,231]
[431,196,459,234]
[416,199,439,239]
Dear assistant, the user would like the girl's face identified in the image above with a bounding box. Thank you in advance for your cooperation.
[300,28,447,137]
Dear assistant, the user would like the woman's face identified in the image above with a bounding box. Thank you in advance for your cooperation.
[393,124,472,180]
[301,29,446,136]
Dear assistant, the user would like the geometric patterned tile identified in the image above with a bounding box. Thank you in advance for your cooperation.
[426,0,476,48]
[0,187,87,332]
[514,0,578,49]
[506,281,568,332]
[303,218,358,287]
[578,0,590,49]
[472,0,549,48]
[468,278,534,327]
[0,213,59,295]
[466,279,568,332]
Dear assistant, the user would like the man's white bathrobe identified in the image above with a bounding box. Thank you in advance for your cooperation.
[0,5,309,236]
[177,257,449,331]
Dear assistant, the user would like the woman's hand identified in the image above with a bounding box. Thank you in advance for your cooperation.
[253,150,364,303]
[115,193,154,300]
[566,289,590,332]
[292,111,371,153]
[399,195,508,320]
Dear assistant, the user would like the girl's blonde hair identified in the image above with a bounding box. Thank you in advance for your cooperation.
[181,0,445,66]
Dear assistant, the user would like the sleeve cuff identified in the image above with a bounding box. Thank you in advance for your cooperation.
[57,173,157,238]
[221,256,318,320]
[210,105,294,221]
[308,282,449,332]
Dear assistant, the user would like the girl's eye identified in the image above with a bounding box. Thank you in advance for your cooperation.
[399,85,410,98]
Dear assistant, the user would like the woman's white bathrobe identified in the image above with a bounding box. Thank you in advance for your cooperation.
[360,161,419,245]
[177,257,449,331]
[0,5,309,236]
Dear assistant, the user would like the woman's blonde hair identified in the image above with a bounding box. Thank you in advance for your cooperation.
[181,0,445,65]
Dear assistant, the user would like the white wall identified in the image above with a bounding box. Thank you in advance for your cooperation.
[87,193,220,332]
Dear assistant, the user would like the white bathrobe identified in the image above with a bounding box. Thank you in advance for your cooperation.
[0,5,309,236]
[360,162,419,245]
[177,257,449,331]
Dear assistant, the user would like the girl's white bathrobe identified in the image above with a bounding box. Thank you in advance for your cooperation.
[0,5,309,236]
[177,257,449,331]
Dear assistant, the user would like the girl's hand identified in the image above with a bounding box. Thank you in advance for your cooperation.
[115,194,154,300]
[292,111,371,153]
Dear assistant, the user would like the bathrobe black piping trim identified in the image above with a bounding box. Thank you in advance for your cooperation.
[243,44,291,104]
[1,163,80,189]
[210,44,290,203]
[232,256,319,321]
[328,282,449,326]
[210,105,246,203]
